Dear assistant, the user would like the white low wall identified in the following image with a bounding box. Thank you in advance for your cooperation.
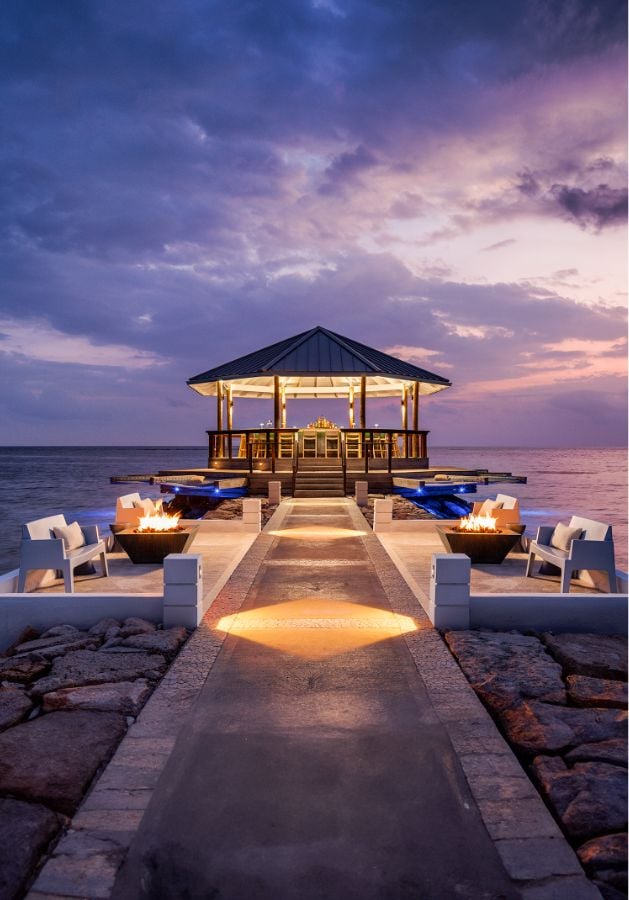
[0,554,204,651]
[429,553,628,634]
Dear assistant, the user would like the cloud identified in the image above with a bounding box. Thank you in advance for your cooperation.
[549,183,628,229]
[0,0,625,445]
[0,318,165,369]
[482,238,517,252]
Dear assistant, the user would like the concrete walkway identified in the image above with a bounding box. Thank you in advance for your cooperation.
[112,499,518,899]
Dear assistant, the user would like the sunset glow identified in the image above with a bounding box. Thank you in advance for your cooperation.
[0,2,625,445]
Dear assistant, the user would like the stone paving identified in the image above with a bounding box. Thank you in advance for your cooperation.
[29,500,599,899]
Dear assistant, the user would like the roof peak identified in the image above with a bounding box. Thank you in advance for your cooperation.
[187,325,452,389]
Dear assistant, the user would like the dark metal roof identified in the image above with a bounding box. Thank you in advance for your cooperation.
[187,326,451,386]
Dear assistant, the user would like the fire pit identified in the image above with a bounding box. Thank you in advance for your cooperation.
[437,514,520,564]
[116,512,199,564]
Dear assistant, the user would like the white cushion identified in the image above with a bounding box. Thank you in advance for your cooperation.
[53,521,86,551]
[132,498,155,515]
[479,499,503,516]
[550,523,582,551]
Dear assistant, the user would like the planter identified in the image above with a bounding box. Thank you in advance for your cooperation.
[116,526,199,564]
[436,526,520,565]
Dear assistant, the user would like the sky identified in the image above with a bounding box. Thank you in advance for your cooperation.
[0,0,627,447]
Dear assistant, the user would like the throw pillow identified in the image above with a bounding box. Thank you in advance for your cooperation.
[550,523,582,551]
[479,499,504,516]
[132,498,155,515]
[53,521,86,551]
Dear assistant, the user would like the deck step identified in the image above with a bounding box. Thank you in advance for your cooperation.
[293,490,345,498]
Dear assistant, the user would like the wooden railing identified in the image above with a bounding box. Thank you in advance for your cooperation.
[205,428,429,473]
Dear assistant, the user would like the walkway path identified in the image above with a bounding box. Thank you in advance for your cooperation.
[112,499,518,899]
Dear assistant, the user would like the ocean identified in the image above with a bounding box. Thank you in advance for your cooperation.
[0,446,626,573]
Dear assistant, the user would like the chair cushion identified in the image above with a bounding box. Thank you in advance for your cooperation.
[479,499,504,516]
[132,498,156,515]
[53,521,86,551]
[550,523,583,551]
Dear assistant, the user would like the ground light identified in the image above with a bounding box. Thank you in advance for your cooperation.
[216,599,417,659]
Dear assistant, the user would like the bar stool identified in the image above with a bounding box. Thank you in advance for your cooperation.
[345,432,362,458]
[324,430,340,458]
[303,429,317,457]
[278,432,294,458]
[372,433,388,458]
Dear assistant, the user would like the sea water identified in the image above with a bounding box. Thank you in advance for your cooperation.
[0,446,626,573]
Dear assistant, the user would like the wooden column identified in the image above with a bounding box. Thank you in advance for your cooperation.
[401,384,408,457]
[412,382,419,457]
[216,380,223,460]
[216,381,223,430]
[348,385,355,428]
[226,386,233,429]
[226,386,233,459]
[281,385,287,428]
[359,376,366,429]
[273,376,281,429]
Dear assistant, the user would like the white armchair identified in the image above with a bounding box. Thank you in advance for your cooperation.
[18,515,108,593]
[115,492,160,528]
[471,493,520,529]
[525,515,616,593]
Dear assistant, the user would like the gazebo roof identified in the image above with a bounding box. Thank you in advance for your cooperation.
[187,326,451,399]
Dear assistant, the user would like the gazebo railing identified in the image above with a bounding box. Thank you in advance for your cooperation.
[205,428,429,473]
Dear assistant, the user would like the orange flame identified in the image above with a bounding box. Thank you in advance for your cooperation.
[137,511,181,533]
[457,514,498,533]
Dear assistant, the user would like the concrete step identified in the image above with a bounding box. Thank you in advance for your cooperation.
[293,489,346,498]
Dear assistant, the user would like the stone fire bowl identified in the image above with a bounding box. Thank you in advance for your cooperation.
[436,526,520,565]
[116,525,199,565]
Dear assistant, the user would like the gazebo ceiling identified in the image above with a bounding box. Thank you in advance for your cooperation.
[187,326,451,399]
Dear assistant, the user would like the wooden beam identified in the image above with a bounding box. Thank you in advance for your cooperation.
[360,377,366,429]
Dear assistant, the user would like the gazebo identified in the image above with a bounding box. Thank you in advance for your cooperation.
[187,325,451,475]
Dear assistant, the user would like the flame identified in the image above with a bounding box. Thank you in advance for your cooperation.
[137,511,181,533]
[457,514,498,533]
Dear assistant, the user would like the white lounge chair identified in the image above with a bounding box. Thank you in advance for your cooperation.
[115,492,160,528]
[525,515,617,593]
[471,493,520,529]
[18,514,108,593]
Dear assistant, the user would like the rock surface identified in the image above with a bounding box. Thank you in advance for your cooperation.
[444,630,566,711]
[567,674,628,709]
[0,654,49,684]
[12,636,101,659]
[88,617,121,635]
[42,679,151,715]
[500,700,627,754]
[12,633,92,655]
[120,627,188,656]
[122,617,156,633]
[577,833,628,872]
[542,633,628,680]
[532,756,628,841]
[31,648,167,695]
[0,710,127,814]
[0,686,33,732]
[0,798,62,900]
[40,625,80,639]
[565,738,628,767]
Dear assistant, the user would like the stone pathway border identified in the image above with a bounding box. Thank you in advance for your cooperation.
[27,502,292,900]
[350,501,601,900]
